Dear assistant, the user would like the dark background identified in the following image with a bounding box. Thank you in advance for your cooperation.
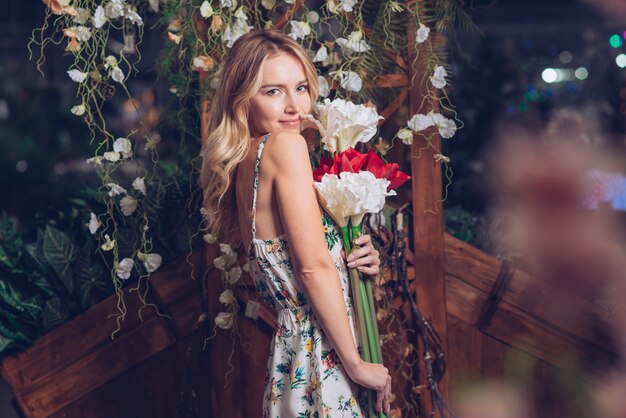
[1,0,625,416]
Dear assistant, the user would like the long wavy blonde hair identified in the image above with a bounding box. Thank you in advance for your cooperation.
[200,30,319,242]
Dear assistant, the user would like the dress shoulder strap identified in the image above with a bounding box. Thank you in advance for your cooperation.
[250,133,271,239]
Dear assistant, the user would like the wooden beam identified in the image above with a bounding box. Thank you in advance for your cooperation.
[406,12,449,417]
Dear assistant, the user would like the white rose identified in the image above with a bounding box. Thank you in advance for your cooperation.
[120,195,138,216]
[340,171,395,225]
[416,23,430,44]
[132,177,146,195]
[336,31,371,54]
[215,312,234,329]
[313,174,353,227]
[116,257,134,280]
[315,98,383,153]
[113,137,133,158]
[67,69,88,83]
[219,289,235,306]
[430,65,447,89]
[143,253,162,273]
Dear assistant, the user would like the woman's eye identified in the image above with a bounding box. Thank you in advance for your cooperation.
[297,84,308,92]
[266,88,280,96]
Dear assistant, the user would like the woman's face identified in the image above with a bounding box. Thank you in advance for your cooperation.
[248,52,312,138]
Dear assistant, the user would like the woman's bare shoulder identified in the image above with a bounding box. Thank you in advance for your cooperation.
[264,131,310,170]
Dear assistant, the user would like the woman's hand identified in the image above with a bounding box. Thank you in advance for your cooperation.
[342,234,381,276]
[347,359,392,414]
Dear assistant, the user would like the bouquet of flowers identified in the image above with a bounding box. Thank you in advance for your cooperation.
[304,98,410,417]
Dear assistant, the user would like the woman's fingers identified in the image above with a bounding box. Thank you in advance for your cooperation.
[376,389,385,413]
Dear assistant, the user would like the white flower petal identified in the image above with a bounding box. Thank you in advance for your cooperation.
[107,182,127,196]
[219,289,235,305]
[111,67,125,83]
[132,177,146,195]
[313,46,329,63]
[215,311,234,329]
[407,113,434,132]
[318,76,330,98]
[416,23,430,44]
[103,151,120,162]
[227,266,242,284]
[200,1,214,17]
[116,257,134,280]
[71,104,86,116]
[336,71,362,92]
[397,128,414,145]
[87,212,101,234]
[144,253,162,273]
[336,31,371,54]
[203,233,218,244]
[67,69,88,83]
[120,195,138,216]
[93,6,107,28]
[289,21,311,40]
[113,137,132,158]
[430,65,447,89]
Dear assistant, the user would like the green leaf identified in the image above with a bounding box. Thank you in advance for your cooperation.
[42,298,70,329]
[73,247,109,309]
[43,225,78,294]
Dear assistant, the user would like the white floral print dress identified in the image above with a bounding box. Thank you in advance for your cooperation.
[247,133,369,418]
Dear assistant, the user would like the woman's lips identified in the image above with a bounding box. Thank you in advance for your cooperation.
[279,119,301,126]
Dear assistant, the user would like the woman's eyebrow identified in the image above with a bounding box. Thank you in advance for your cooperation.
[260,80,308,88]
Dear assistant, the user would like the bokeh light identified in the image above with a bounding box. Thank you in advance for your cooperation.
[559,50,572,64]
[610,34,623,48]
[616,53,626,68]
[542,68,558,83]
[575,67,589,80]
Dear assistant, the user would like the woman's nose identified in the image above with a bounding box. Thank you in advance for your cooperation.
[284,92,298,113]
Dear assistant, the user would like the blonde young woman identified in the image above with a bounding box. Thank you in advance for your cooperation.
[200,30,392,417]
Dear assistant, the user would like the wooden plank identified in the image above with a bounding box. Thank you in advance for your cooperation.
[406,15,449,414]
[367,73,408,88]
[1,284,161,391]
[147,250,204,337]
[16,313,175,418]
[444,274,613,378]
[446,315,481,393]
[444,234,614,353]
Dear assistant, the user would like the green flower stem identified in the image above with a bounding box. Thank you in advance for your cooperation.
[340,226,371,363]
[349,223,386,418]
[341,226,378,418]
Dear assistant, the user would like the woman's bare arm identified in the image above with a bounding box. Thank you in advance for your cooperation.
[266,131,392,413]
